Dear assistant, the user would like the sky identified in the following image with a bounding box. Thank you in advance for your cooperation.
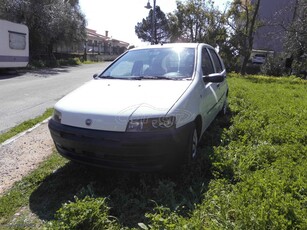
[78,0,229,47]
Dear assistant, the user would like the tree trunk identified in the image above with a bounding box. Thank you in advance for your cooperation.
[240,0,261,75]
[240,52,251,74]
[47,42,57,67]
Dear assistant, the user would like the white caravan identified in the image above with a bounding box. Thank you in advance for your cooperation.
[0,19,29,68]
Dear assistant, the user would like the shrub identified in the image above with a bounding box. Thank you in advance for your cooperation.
[260,55,286,76]
[292,58,307,79]
[29,60,46,68]
[47,196,120,229]
[58,58,81,66]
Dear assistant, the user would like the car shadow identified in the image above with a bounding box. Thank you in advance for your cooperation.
[29,109,233,228]
[26,67,71,78]
[0,66,72,80]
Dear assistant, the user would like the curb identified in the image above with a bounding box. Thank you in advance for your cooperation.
[0,117,51,147]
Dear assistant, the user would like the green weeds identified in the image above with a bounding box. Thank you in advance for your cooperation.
[0,74,306,229]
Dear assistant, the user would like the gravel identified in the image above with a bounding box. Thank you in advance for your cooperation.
[0,120,53,195]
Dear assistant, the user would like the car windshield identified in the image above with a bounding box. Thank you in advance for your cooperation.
[100,47,195,80]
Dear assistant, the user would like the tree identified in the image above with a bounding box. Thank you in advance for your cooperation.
[227,0,261,75]
[168,0,227,46]
[283,0,307,77]
[0,0,86,63]
[135,6,170,44]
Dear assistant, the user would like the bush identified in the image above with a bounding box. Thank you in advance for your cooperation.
[29,57,82,68]
[47,196,120,229]
[245,63,261,74]
[58,58,81,66]
[29,59,46,68]
[260,55,286,76]
[292,58,307,79]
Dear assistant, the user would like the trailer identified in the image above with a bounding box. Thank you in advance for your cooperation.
[0,19,29,68]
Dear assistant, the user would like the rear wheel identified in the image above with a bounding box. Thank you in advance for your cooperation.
[219,98,228,116]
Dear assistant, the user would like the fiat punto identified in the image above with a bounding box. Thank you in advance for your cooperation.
[48,43,228,171]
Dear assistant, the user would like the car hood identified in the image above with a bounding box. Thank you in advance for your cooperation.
[55,79,192,131]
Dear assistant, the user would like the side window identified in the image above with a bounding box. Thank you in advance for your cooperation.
[202,48,214,75]
[209,49,223,73]
[9,31,26,50]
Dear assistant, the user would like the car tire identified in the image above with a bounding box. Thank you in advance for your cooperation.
[187,123,199,162]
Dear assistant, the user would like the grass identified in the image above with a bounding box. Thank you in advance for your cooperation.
[0,74,306,229]
[0,108,53,144]
[0,154,67,228]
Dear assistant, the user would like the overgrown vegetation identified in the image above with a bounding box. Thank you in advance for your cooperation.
[260,55,287,76]
[28,58,82,68]
[27,57,97,69]
[0,74,306,229]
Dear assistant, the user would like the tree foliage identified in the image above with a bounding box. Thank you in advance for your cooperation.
[135,0,227,47]
[168,0,227,46]
[135,6,170,44]
[284,0,307,78]
[0,0,86,61]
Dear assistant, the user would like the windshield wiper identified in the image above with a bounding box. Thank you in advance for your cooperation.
[137,76,173,80]
[99,75,146,80]
[98,76,128,80]
[98,75,115,79]
[98,75,189,80]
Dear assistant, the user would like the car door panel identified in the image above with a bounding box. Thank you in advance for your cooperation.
[199,48,220,133]
[208,48,227,111]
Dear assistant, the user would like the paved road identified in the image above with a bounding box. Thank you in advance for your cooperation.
[0,62,110,134]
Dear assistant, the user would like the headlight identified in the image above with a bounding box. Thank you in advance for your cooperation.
[126,116,176,132]
[52,109,62,123]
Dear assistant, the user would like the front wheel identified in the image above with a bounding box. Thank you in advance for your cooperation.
[187,124,199,162]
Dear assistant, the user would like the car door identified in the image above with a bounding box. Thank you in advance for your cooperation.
[199,47,219,132]
[207,48,227,112]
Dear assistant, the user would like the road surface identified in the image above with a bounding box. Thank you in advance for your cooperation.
[0,62,110,134]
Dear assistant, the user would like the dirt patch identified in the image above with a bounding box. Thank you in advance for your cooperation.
[0,121,54,195]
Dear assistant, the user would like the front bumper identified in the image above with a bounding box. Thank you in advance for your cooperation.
[48,119,192,171]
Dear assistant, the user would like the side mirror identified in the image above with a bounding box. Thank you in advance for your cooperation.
[203,73,225,83]
[93,73,99,79]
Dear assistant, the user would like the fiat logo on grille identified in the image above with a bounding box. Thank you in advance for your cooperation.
[85,119,92,126]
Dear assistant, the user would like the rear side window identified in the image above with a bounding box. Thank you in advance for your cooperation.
[9,31,26,50]
[202,48,214,75]
[208,49,223,73]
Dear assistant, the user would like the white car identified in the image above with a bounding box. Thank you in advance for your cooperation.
[48,43,228,171]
